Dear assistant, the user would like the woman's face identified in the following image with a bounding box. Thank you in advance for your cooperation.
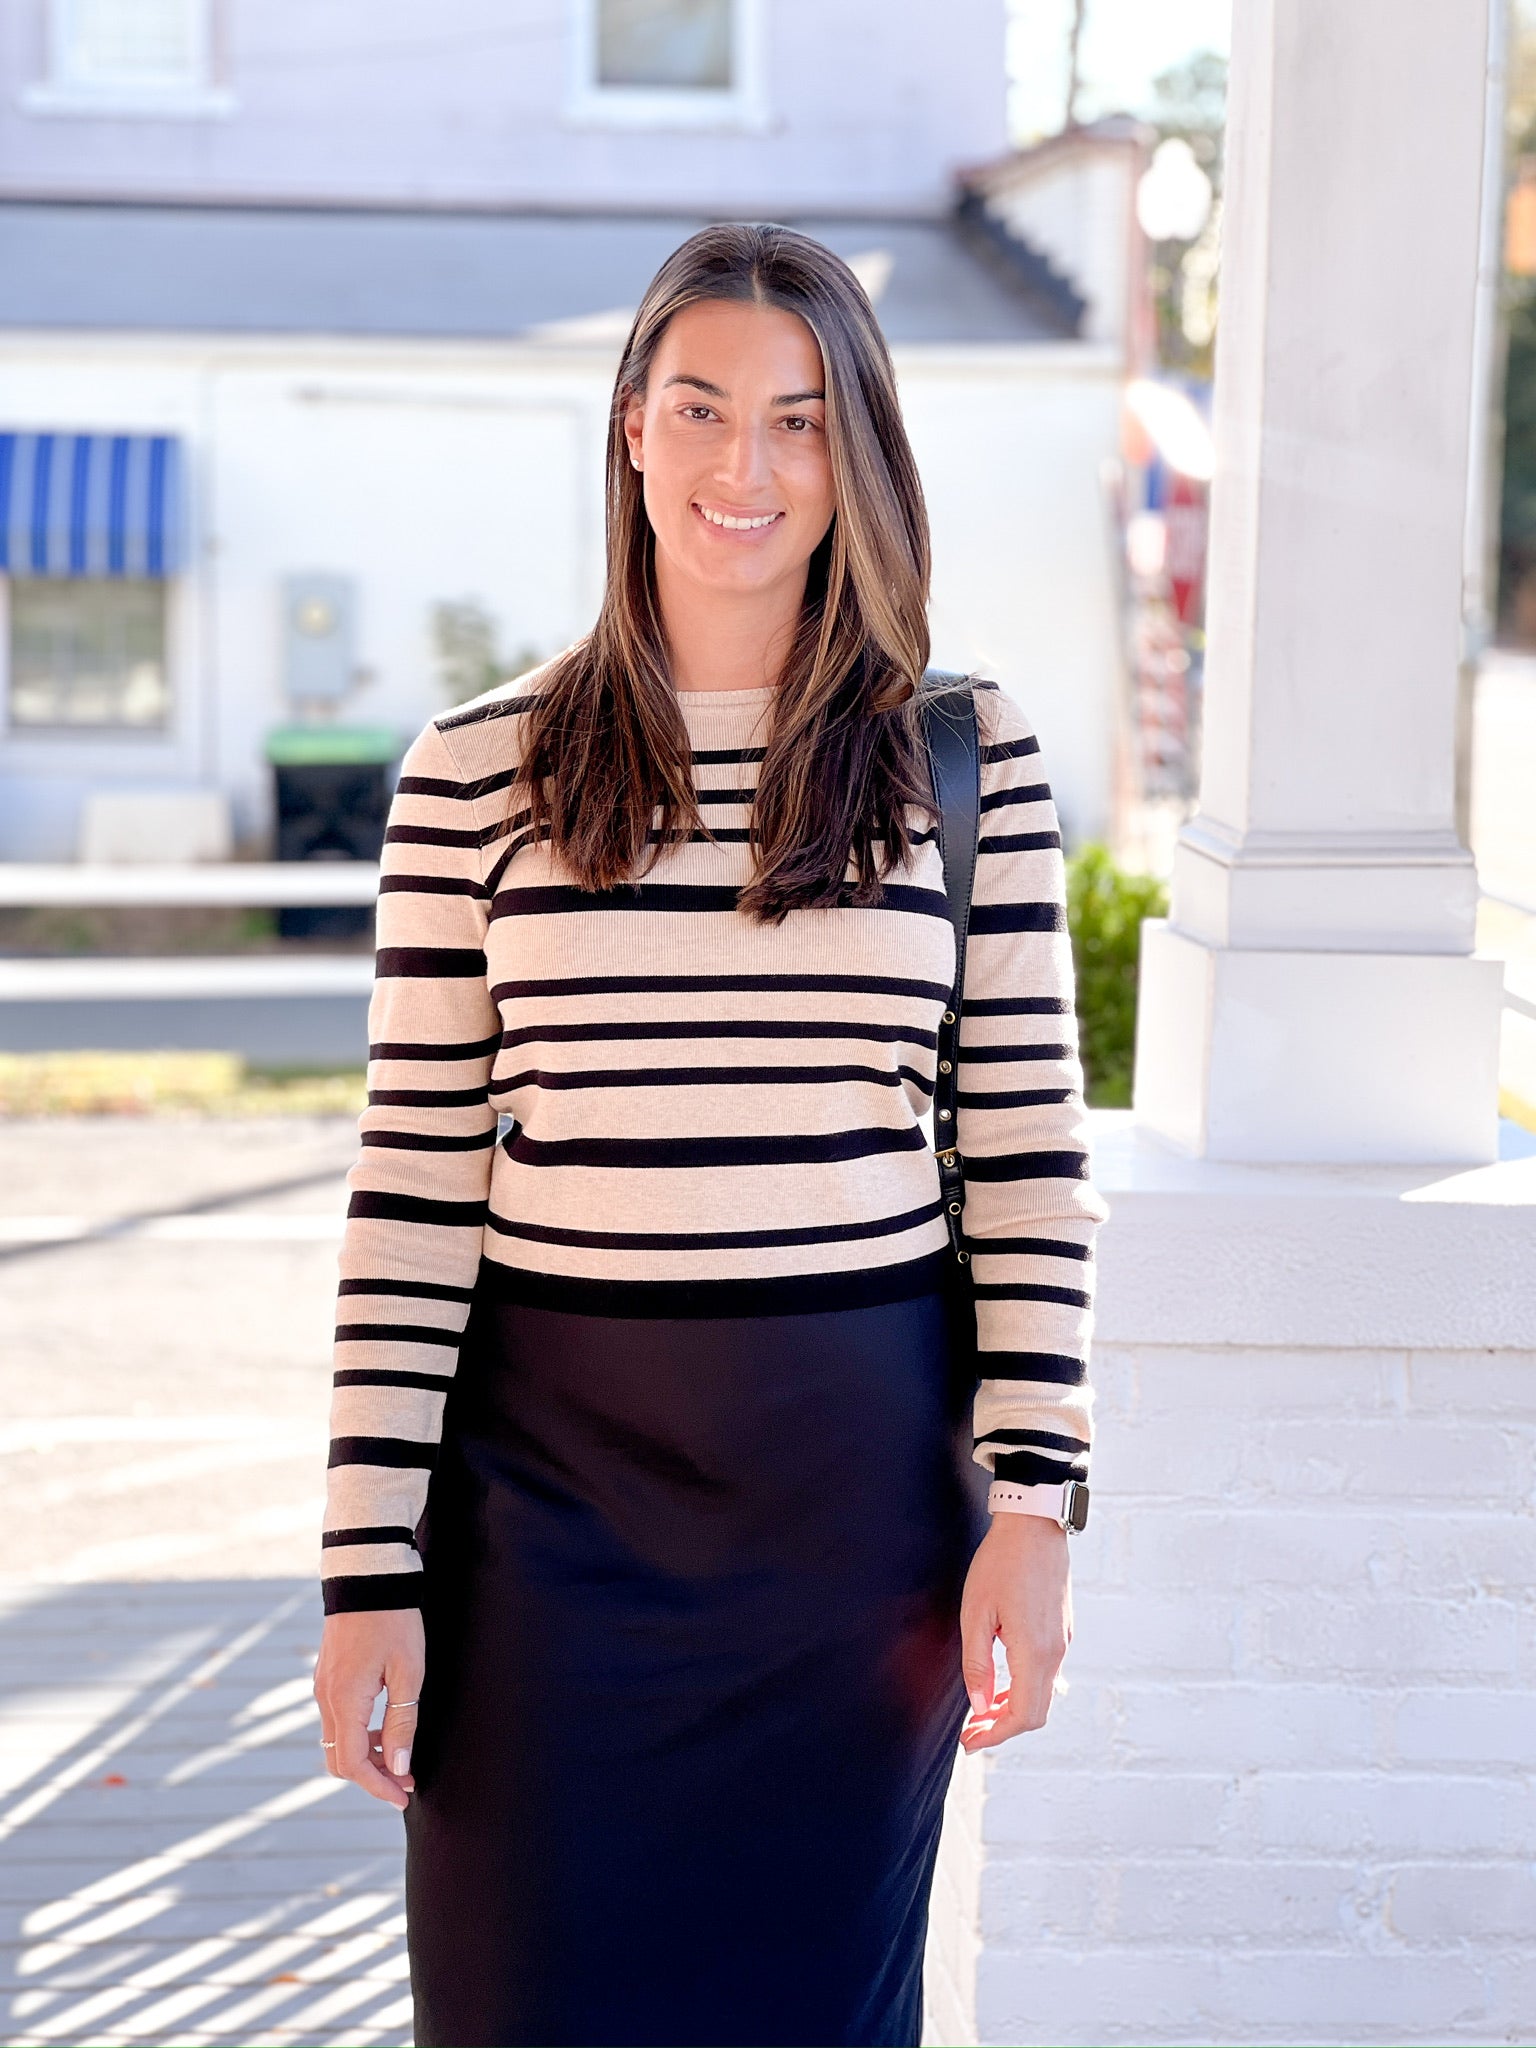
[624,298,836,599]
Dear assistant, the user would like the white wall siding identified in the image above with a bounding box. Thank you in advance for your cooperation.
[0,0,1008,214]
[902,346,1123,846]
[0,332,1122,860]
[967,1333,1536,2044]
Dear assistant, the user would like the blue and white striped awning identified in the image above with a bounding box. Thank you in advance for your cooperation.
[0,431,187,578]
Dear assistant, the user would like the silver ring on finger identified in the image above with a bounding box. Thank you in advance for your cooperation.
[387,1698,420,1710]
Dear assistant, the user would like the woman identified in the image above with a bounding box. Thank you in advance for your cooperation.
[314,222,1106,2048]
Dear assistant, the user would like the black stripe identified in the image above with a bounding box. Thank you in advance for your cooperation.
[378,875,486,900]
[440,690,544,729]
[503,1125,927,1171]
[962,1150,1093,1182]
[494,1062,924,1092]
[328,1436,436,1469]
[374,946,485,978]
[490,971,950,1002]
[969,901,1068,935]
[323,1571,425,1614]
[955,1088,1073,1110]
[989,1447,1089,1486]
[961,996,1071,1017]
[394,774,469,799]
[473,1248,951,1321]
[981,734,1041,763]
[369,1031,501,1062]
[337,1276,477,1302]
[975,1349,1090,1384]
[693,787,757,807]
[967,1236,1092,1262]
[489,881,949,922]
[360,1127,498,1152]
[972,1283,1092,1309]
[981,1425,1090,1454]
[495,1018,938,1052]
[347,1191,488,1226]
[397,765,521,800]
[334,1322,463,1348]
[959,1043,1072,1064]
[483,1197,943,1254]
[332,1368,456,1390]
[979,782,1051,814]
[977,831,1062,854]
[384,822,485,848]
[368,1087,490,1108]
[321,1525,417,1548]
[690,745,768,764]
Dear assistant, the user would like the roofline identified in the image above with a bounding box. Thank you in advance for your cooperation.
[0,187,960,227]
[957,113,1156,200]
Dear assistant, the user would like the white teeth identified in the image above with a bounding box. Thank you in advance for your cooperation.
[699,507,780,530]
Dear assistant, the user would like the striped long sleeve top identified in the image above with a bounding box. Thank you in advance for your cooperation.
[323,671,1109,1612]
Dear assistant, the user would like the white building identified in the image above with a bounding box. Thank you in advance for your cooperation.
[0,0,1148,864]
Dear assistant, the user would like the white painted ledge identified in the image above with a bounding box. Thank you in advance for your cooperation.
[0,864,379,906]
[1088,1109,1536,1352]
[0,956,373,1000]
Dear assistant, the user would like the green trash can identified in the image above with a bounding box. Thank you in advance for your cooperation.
[265,725,402,940]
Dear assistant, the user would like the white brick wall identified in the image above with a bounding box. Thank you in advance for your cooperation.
[960,1338,1536,2046]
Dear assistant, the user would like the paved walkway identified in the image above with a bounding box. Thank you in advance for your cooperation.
[0,1581,407,2048]
[0,1120,409,2047]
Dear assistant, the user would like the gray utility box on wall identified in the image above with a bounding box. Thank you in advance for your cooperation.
[283,572,356,704]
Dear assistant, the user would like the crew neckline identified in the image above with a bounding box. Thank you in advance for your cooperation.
[673,685,777,709]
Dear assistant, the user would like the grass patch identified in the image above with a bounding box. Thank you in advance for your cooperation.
[0,1051,367,1118]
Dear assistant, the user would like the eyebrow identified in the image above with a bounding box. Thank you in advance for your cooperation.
[661,374,826,406]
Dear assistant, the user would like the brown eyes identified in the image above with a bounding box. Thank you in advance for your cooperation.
[675,407,819,432]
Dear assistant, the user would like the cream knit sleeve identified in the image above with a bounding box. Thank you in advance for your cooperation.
[957,682,1110,1488]
[321,716,500,1613]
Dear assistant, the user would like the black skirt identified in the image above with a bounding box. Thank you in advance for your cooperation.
[403,1268,988,2048]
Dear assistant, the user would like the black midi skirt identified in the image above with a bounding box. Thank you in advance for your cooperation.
[403,1267,988,2048]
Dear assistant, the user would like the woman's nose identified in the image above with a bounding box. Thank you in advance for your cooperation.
[716,420,772,493]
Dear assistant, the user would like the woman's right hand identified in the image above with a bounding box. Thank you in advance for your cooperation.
[314,1607,426,1810]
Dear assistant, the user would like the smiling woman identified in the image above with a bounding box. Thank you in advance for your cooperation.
[312,222,1105,2048]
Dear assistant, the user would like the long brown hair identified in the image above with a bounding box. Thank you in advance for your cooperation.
[517,222,941,924]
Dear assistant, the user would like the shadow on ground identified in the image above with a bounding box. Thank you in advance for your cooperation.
[0,1581,409,2047]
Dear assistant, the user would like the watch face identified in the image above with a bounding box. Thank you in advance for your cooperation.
[1066,1483,1090,1532]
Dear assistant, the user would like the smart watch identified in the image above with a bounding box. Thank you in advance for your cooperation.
[986,1478,1090,1533]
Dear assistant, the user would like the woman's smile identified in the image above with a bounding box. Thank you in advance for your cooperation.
[691,499,786,534]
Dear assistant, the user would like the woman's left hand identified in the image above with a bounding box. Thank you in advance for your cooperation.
[957,1512,1072,1751]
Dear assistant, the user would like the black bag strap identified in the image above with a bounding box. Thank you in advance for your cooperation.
[917,669,981,1269]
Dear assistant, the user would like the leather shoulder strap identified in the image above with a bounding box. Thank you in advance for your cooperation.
[917,669,980,1264]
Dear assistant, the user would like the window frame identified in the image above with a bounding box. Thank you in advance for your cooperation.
[4,575,174,737]
[566,0,768,133]
[0,568,200,793]
[23,0,236,118]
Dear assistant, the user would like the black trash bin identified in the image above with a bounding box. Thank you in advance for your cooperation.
[265,726,402,940]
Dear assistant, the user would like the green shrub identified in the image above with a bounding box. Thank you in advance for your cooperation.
[1065,843,1168,1108]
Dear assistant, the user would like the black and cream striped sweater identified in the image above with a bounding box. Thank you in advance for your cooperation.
[323,671,1108,1611]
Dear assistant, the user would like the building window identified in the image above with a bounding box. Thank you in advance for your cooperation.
[7,579,170,730]
[570,0,763,128]
[26,0,231,115]
[56,0,205,90]
[596,0,732,90]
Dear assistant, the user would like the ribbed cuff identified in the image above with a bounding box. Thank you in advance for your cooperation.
[322,1571,425,1615]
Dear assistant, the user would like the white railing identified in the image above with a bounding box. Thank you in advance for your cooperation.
[0,864,379,1002]
[0,863,380,907]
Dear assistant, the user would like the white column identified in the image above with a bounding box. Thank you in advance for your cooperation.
[1132,0,1506,1163]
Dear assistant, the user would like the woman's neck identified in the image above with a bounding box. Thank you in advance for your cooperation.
[654,551,805,695]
